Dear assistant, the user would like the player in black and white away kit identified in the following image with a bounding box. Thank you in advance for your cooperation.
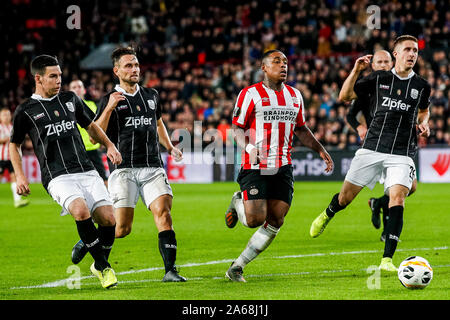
[310,35,431,272]
[71,47,186,282]
[340,50,417,241]
[9,55,122,288]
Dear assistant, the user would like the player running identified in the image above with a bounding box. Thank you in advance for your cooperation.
[71,47,186,282]
[224,49,333,282]
[340,50,417,241]
[0,107,30,208]
[310,35,431,272]
[9,55,122,288]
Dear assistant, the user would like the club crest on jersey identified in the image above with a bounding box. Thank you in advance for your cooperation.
[410,88,418,99]
[147,99,156,110]
[65,102,75,112]
[397,89,402,96]
[136,105,141,112]
[54,110,60,117]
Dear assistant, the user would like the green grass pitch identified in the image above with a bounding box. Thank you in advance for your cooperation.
[0,181,449,300]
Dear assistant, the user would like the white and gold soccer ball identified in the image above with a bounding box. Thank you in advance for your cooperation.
[398,256,433,289]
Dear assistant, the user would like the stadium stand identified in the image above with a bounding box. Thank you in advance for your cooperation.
[1,0,449,153]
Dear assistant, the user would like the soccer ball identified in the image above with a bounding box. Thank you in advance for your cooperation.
[397,256,433,289]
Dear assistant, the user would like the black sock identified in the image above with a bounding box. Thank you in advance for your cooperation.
[76,218,110,271]
[383,205,404,258]
[158,230,177,273]
[325,193,346,218]
[378,194,389,209]
[98,224,115,261]
[381,195,390,235]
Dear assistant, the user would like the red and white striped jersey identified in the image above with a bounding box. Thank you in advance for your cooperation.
[0,123,12,161]
[232,81,306,169]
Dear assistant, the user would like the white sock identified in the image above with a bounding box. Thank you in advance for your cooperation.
[11,182,21,202]
[234,197,248,227]
[234,222,279,268]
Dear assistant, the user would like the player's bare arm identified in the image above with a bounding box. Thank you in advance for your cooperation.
[417,107,430,137]
[86,121,122,165]
[339,54,372,101]
[9,142,30,196]
[294,125,333,172]
[95,92,125,132]
[157,118,182,161]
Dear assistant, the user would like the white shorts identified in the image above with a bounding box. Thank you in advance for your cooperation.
[345,149,416,192]
[47,170,112,216]
[108,167,173,209]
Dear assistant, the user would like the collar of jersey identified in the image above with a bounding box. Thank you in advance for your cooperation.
[391,67,415,80]
[114,84,140,97]
[261,82,285,93]
[31,93,58,101]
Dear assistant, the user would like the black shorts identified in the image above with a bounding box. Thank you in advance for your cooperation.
[0,160,14,175]
[87,149,108,181]
[237,165,294,206]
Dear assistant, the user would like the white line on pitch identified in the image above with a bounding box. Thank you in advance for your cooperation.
[10,246,448,290]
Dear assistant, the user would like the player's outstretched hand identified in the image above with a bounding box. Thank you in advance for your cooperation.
[107,145,122,165]
[106,92,126,110]
[319,150,334,173]
[16,175,30,196]
[170,147,183,162]
[417,123,430,137]
[353,54,373,72]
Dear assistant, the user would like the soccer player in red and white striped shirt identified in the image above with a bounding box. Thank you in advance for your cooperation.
[225,50,333,282]
[0,107,29,208]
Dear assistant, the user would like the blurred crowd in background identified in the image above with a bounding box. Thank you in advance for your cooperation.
[1,0,449,153]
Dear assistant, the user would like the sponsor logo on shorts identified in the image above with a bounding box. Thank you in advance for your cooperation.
[249,188,259,195]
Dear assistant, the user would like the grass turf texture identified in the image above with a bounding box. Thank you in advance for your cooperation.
[0,182,449,300]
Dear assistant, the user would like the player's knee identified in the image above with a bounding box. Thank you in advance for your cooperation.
[245,214,265,228]
[389,194,406,207]
[71,209,91,221]
[101,214,116,227]
[115,224,131,238]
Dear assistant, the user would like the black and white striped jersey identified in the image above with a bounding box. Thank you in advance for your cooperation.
[354,68,431,158]
[10,91,96,190]
[96,84,163,170]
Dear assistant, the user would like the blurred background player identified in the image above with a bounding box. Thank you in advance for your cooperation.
[71,47,186,282]
[224,50,333,282]
[0,107,29,208]
[310,36,431,272]
[10,54,122,288]
[69,80,108,186]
